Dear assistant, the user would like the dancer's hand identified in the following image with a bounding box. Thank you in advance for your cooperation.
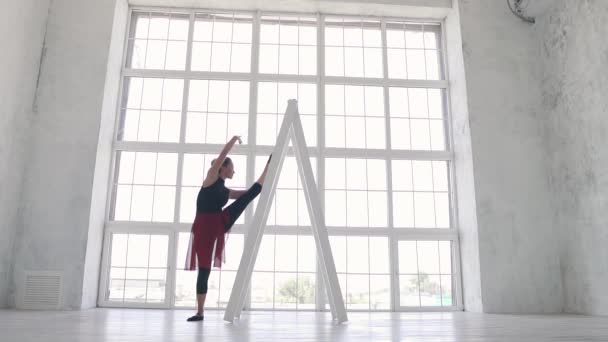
[232,135,242,144]
[266,154,272,165]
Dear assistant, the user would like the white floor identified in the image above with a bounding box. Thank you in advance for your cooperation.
[1,309,608,341]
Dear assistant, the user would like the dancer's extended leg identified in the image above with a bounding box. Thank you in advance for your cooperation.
[224,183,262,231]
[223,154,271,231]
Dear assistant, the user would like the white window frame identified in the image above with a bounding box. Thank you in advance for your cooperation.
[98,6,463,312]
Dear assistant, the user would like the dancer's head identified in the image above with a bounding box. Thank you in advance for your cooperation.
[212,157,234,179]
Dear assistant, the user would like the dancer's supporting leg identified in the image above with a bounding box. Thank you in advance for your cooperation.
[188,267,211,321]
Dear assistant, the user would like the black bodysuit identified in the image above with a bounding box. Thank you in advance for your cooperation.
[196,178,230,213]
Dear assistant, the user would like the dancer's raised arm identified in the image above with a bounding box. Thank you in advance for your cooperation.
[203,135,242,187]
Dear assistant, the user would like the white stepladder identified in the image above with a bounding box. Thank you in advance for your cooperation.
[224,99,348,324]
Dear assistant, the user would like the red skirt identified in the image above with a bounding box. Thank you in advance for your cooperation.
[185,211,231,270]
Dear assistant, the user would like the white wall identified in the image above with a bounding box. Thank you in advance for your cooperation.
[537,0,608,315]
[456,0,563,313]
[82,0,129,309]
[0,0,50,308]
[10,0,126,309]
[445,0,483,312]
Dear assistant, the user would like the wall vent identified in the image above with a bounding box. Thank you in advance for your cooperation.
[18,271,63,310]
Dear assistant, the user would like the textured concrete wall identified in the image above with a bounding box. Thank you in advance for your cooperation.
[457,0,563,313]
[537,0,608,315]
[0,0,50,308]
[10,0,123,309]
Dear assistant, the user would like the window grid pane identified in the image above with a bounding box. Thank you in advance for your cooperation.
[186,80,250,144]
[251,234,317,309]
[119,77,184,143]
[191,13,253,72]
[391,160,451,228]
[324,17,383,78]
[108,233,169,304]
[128,12,190,71]
[398,240,454,307]
[385,22,443,80]
[259,15,317,76]
[325,158,387,228]
[327,235,391,310]
[112,151,178,223]
[325,84,386,149]
[388,87,446,151]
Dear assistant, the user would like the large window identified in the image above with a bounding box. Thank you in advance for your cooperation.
[99,8,462,312]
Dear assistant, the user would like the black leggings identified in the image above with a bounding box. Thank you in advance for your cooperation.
[197,182,262,294]
[197,267,211,294]
[224,182,262,232]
